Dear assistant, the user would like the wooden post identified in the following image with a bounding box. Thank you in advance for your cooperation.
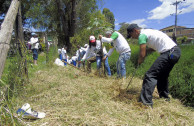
[15,4,25,57]
[0,0,20,79]
[17,4,28,78]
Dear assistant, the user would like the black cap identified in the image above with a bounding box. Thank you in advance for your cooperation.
[127,24,139,38]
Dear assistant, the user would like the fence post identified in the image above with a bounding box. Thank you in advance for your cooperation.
[0,0,20,79]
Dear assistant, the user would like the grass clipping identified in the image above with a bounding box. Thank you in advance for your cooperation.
[16,65,194,126]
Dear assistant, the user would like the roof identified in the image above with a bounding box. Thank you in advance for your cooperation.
[160,25,186,31]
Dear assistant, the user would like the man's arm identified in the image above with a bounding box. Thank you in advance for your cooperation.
[138,44,147,65]
[101,37,114,43]
[81,47,90,61]
[146,47,155,54]
[103,47,114,60]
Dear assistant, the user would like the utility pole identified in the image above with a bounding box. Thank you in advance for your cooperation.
[172,0,185,37]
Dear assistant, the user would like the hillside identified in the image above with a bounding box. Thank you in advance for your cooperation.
[15,64,194,125]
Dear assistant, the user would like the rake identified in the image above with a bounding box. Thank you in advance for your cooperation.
[126,66,139,91]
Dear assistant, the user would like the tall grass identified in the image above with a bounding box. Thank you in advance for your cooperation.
[169,45,194,106]
[0,51,27,125]
[12,60,194,125]
[0,44,58,125]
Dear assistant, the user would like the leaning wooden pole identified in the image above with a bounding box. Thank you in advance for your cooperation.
[0,0,20,79]
[62,60,85,72]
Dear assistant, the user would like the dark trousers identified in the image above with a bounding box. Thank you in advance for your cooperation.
[86,56,96,72]
[139,46,181,106]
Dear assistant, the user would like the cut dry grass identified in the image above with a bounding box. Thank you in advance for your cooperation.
[15,65,194,125]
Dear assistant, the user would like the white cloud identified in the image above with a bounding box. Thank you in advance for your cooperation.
[127,19,147,28]
[148,0,194,20]
[115,23,119,26]
[179,0,194,14]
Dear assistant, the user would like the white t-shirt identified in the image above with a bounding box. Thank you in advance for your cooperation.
[139,29,177,53]
[58,49,62,54]
[71,56,77,61]
[76,47,86,57]
[82,40,107,60]
[61,48,67,59]
[101,31,131,56]
[28,37,39,49]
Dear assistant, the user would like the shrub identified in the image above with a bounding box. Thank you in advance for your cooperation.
[169,45,194,106]
[46,45,58,67]
[108,50,119,74]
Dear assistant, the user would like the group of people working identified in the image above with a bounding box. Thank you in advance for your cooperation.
[58,44,88,67]
[58,29,131,78]
[60,24,181,107]
[29,23,179,108]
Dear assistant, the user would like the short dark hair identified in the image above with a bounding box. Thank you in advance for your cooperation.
[127,24,140,38]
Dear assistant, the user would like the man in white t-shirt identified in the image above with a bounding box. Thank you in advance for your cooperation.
[76,45,87,68]
[81,36,111,76]
[28,33,39,65]
[70,54,77,67]
[127,24,181,107]
[99,30,131,78]
[61,46,67,66]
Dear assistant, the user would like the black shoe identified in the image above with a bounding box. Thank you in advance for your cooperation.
[160,96,170,102]
[164,98,170,102]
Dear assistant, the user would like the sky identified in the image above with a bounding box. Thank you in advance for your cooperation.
[100,0,194,30]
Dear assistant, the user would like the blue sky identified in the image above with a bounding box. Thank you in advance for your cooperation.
[100,0,194,30]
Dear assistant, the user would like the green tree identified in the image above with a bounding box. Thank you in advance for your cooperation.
[118,22,129,38]
[70,10,112,54]
[1,0,104,52]
[23,0,103,51]
[0,0,11,25]
[118,22,138,44]
[102,8,115,29]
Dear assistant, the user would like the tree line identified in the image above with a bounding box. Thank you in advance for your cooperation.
[0,0,115,51]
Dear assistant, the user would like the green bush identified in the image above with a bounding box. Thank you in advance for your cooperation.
[108,50,119,74]
[46,45,58,67]
[169,45,194,106]
[107,44,139,76]
[177,36,188,45]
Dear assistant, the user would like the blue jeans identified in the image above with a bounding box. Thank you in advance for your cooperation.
[116,52,131,78]
[59,54,62,60]
[96,55,111,76]
[62,59,67,66]
[32,49,38,60]
[71,60,76,66]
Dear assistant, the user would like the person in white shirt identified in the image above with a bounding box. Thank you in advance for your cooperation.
[81,36,111,76]
[28,33,39,65]
[76,45,86,68]
[61,46,67,66]
[58,49,62,60]
[71,54,78,67]
[99,30,131,78]
[127,24,181,107]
